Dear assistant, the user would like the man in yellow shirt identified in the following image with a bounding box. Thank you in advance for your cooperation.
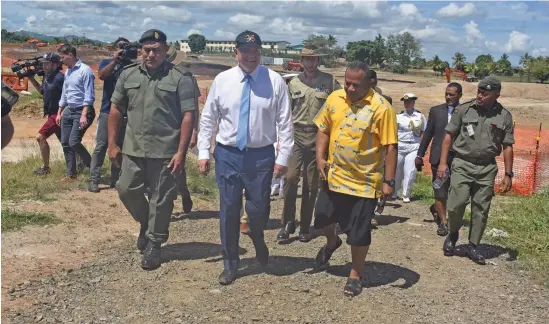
[313,61,398,297]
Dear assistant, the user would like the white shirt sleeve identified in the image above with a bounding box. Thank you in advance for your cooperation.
[197,78,219,160]
[421,113,428,132]
[274,79,294,166]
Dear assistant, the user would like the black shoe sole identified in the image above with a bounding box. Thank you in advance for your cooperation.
[443,250,454,257]
[141,263,161,270]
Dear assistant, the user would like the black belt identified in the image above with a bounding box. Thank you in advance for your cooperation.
[67,106,83,111]
[216,142,272,152]
[456,155,495,166]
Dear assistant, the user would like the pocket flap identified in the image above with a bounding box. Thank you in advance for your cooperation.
[314,92,329,100]
[291,92,305,99]
[124,82,140,89]
[158,83,177,92]
[462,116,479,124]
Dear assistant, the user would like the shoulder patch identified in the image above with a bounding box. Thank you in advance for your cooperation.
[123,62,139,70]
[172,64,193,77]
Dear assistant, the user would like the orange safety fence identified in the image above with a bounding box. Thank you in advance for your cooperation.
[422,123,549,196]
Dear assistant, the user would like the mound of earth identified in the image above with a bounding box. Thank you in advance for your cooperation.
[177,61,233,78]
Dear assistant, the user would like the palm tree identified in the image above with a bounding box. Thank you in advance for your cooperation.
[519,52,532,82]
[452,52,467,71]
[432,55,442,76]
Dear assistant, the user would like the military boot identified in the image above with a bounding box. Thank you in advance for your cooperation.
[467,243,486,265]
[141,241,162,270]
[443,232,459,256]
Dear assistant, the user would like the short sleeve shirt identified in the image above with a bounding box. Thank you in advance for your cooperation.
[313,88,398,198]
[111,61,199,158]
[445,100,514,159]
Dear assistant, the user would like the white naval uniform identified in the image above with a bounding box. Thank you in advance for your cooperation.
[394,109,427,199]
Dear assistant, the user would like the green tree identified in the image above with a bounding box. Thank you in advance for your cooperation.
[452,52,467,71]
[474,54,496,79]
[411,57,427,69]
[496,53,513,76]
[385,32,422,74]
[519,52,533,82]
[530,56,549,83]
[188,34,206,53]
[431,55,446,76]
[345,34,386,67]
[303,34,339,67]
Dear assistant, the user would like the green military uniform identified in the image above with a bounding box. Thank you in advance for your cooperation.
[111,51,199,244]
[445,77,514,246]
[282,70,342,232]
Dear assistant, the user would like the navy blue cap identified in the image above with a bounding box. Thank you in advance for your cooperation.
[235,30,262,49]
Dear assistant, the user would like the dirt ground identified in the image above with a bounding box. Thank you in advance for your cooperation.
[2,54,549,323]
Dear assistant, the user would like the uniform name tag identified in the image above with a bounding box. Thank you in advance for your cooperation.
[466,124,475,136]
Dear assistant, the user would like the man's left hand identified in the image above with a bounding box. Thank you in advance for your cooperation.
[79,115,88,129]
[168,152,185,174]
[382,183,394,199]
[502,175,512,193]
[274,164,287,178]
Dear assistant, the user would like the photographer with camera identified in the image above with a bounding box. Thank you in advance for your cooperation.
[57,44,96,182]
[26,53,65,175]
[88,37,136,192]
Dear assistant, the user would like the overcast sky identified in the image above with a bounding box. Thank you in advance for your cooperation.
[2,0,548,64]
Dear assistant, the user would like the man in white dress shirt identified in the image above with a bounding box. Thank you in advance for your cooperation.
[197,30,293,285]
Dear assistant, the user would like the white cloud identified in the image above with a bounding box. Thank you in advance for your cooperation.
[187,29,202,37]
[101,23,119,32]
[398,3,419,16]
[25,15,37,27]
[141,6,192,23]
[533,48,549,56]
[464,21,483,43]
[504,31,533,53]
[194,23,207,29]
[436,3,476,18]
[228,14,264,26]
[214,29,236,40]
[142,17,152,27]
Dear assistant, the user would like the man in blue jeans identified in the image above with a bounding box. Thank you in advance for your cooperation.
[56,44,95,182]
[89,37,132,192]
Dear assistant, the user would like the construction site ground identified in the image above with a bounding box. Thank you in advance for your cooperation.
[1,53,549,323]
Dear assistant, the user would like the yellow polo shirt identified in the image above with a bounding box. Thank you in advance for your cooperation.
[314,88,397,198]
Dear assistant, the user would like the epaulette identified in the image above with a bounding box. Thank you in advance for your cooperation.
[455,99,475,114]
[122,62,139,70]
[172,64,194,77]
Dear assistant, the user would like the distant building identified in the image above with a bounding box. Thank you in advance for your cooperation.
[179,39,290,53]
[285,44,304,54]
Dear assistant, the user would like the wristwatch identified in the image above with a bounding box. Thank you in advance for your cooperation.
[505,171,514,178]
[384,179,395,188]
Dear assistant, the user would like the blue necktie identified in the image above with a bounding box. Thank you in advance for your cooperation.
[236,75,251,150]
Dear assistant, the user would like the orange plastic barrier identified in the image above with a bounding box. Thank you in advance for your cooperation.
[422,123,548,196]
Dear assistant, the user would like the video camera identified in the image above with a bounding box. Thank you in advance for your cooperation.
[119,42,139,60]
[11,56,44,79]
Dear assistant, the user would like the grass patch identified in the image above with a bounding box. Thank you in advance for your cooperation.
[185,155,218,198]
[1,209,60,231]
[2,154,80,201]
[412,173,549,285]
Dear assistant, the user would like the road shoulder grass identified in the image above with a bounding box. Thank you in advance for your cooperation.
[412,173,549,286]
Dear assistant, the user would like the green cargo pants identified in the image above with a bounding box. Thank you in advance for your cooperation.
[116,154,178,243]
[447,157,498,245]
[282,130,319,231]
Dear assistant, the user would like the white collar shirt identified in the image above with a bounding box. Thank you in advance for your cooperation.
[396,109,427,143]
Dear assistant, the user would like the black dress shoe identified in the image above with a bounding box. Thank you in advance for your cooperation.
[443,232,458,256]
[218,268,238,285]
[276,221,296,241]
[141,241,162,270]
[298,232,312,243]
[437,223,449,236]
[467,243,486,265]
[88,182,100,193]
[182,197,193,214]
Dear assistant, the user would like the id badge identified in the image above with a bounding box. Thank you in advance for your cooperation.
[466,124,475,136]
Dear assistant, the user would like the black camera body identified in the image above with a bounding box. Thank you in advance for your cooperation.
[11,56,45,79]
[120,43,139,60]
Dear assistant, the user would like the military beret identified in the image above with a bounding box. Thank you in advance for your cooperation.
[235,30,262,49]
[139,29,167,44]
[478,75,501,92]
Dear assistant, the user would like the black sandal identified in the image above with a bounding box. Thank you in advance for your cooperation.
[343,277,363,297]
[430,204,441,225]
[315,236,342,266]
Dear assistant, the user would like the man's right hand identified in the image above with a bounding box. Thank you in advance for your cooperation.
[415,157,423,168]
[437,164,448,179]
[108,146,122,168]
[55,114,62,126]
[114,49,124,63]
[317,158,329,180]
[198,159,210,175]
